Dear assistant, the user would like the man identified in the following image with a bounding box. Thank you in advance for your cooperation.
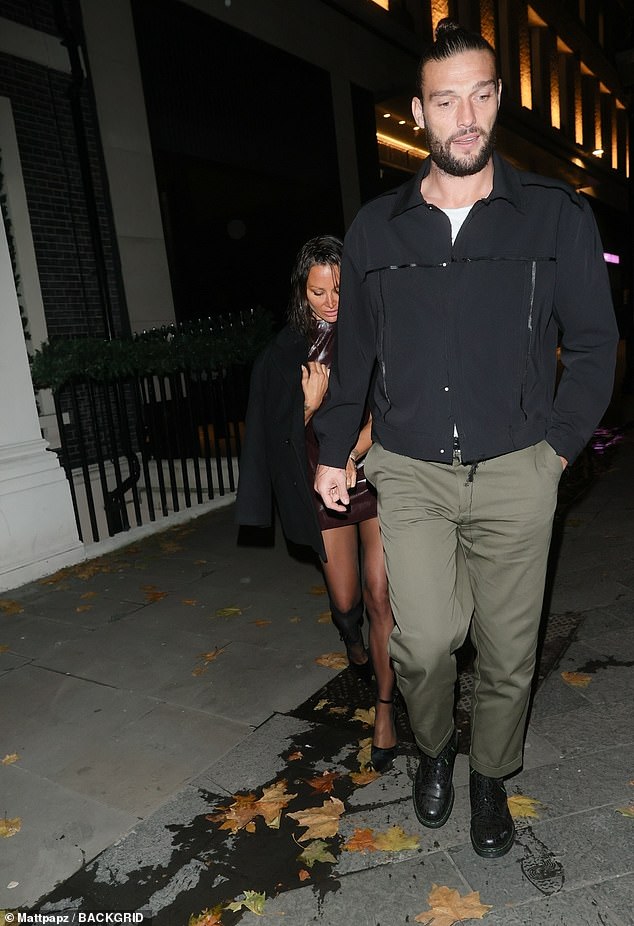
[314,19,618,859]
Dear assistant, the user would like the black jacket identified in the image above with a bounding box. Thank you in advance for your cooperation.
[235,325,326,560]
[315,153,618,467]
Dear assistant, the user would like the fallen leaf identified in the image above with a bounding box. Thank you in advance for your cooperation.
[194,559,207,565]
[0,600,24,615]
[226,890,266,915]
[215,606,242,618]
[208,793,259,833]
[298,868,311,882]
[343,827,377,853]
[353,707,375,725]
[289,616,301,623]
[288,751,303,761]
[160,541,182,553]
[317,611,332,623]
[350,768,381,786]
[253,619,272,628]
[616,804,634,817]
[208,781,297,832]
[256,780,298,828]
[144,590,168,603]
[192,646,226,675]
[0,816,21,838]
[561,671,592,688]
[329,706,348,716]
[628,780,634,787]
[356,736,372,770]
[508,794,542,820]
[414,884,492,925]
[287,797,345,842]
[188,909,223,926]
[310,585,327,596]
[315,652,348,669]
[2,754,19,765]
[298,839,337,868]
[182,599,198,607]
[80,591,97,600]
[307,771,339,794]
[75,605,92,613]
[315,699,331,711]
[374,825,420,851]
[0,645,9,653]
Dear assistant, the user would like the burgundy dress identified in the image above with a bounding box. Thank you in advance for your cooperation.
[304,319,377,529]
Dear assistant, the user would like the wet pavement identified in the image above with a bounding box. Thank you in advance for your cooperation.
[1,429,633,925]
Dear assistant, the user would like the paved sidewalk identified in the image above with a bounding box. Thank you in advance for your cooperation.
[1,432,633,925]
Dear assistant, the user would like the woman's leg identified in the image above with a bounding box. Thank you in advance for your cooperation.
[321,524,367,666]
[359,517,397,750]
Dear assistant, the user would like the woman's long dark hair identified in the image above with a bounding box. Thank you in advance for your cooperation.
[288,235,343,337]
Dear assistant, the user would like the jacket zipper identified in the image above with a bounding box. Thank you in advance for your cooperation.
[519,260,537,415]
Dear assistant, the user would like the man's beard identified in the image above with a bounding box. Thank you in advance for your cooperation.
[426,123,496,177]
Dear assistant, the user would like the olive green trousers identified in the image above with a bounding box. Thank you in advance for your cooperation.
[364,440,563,778]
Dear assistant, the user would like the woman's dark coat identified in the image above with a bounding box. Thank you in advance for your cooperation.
[235,325,326,560]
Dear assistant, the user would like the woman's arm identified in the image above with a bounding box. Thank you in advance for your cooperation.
[302,361,330,425]
[345,414,373,488]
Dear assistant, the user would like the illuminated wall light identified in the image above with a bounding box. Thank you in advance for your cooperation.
[550,50,560,129]
[398,120,406,125]
[480,0,496,49]
[519,15,532,109]
[574,69,583,145]
[383,112,391,118]
[592,148,604,157]
[604,253,620,265]
[612,106,618,169]
[376,132,428,158]
[369,0,389,8]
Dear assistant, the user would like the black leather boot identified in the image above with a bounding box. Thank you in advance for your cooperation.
[412,728,458,828]
[469,769,515,858]
[329,601,371,680]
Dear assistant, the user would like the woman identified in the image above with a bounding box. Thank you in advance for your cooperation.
[236,235,396,771]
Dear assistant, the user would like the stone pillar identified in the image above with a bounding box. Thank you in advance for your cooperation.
[0,220,84,592]
[79,0,175,333]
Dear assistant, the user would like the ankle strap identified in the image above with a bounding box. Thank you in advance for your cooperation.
[376,697,394,704]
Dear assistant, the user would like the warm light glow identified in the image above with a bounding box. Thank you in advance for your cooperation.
[519,23,532,109]
[398,119,406,125]
[383,112,391,118]
[574,69,583,145]
[527,6,547,27]
[580,61,594,76]
[550,48,560,129]
[431,0,449,34]
[480,0,496,49]
[612,105,618,169]
[592,148,604,157]
[369,0,389,8]
[557,38,573,54]
[376,132,428,158]
[571,157,584,169]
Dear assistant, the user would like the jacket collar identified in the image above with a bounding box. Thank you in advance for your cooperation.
[389,151,525,219]
[272,324,307,391]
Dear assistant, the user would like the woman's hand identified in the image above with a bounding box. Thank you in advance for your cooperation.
[345,455,357,490]
[302,361,330,423]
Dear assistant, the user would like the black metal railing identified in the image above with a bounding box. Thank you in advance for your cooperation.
[41,312,268,545]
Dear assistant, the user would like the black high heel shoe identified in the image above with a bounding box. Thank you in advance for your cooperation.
[330,602,372,680]
[371,697,398,772]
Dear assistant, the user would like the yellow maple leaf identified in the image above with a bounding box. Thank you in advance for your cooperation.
[310,585,327,596]
[256,780,298,828]
[561,671,592,688]
[75,605,92,613]
[350,768,381,786]
[80,591,97,600]
[317,611,332,623]
[192,646,226,675]
[0,600,24,615]
[0,816,21,838]
[227,890,266,915]
[508,794,542,820]
[253,619,272,628]
[414,884,492,925]
[315,699,330,710]
[356,736,372,770]
[307,771,339,794]
[215,606,242,618]
[287,797,345,842]
[616,803,634,817]
[288,750,303,761]
[329,706,348,716]
[315,652,348,669]
[2,754,19,765]
[207,793,259,833]
[298,868,311,882]
[353,707,375,725]
[374,825,420,852]
[298,839,337,868]
[160,541,182,554]
[188,909,223,926]
[343,827,377,853]
[0,645,9,654]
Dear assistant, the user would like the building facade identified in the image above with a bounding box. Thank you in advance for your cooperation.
[0,0,631,584]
